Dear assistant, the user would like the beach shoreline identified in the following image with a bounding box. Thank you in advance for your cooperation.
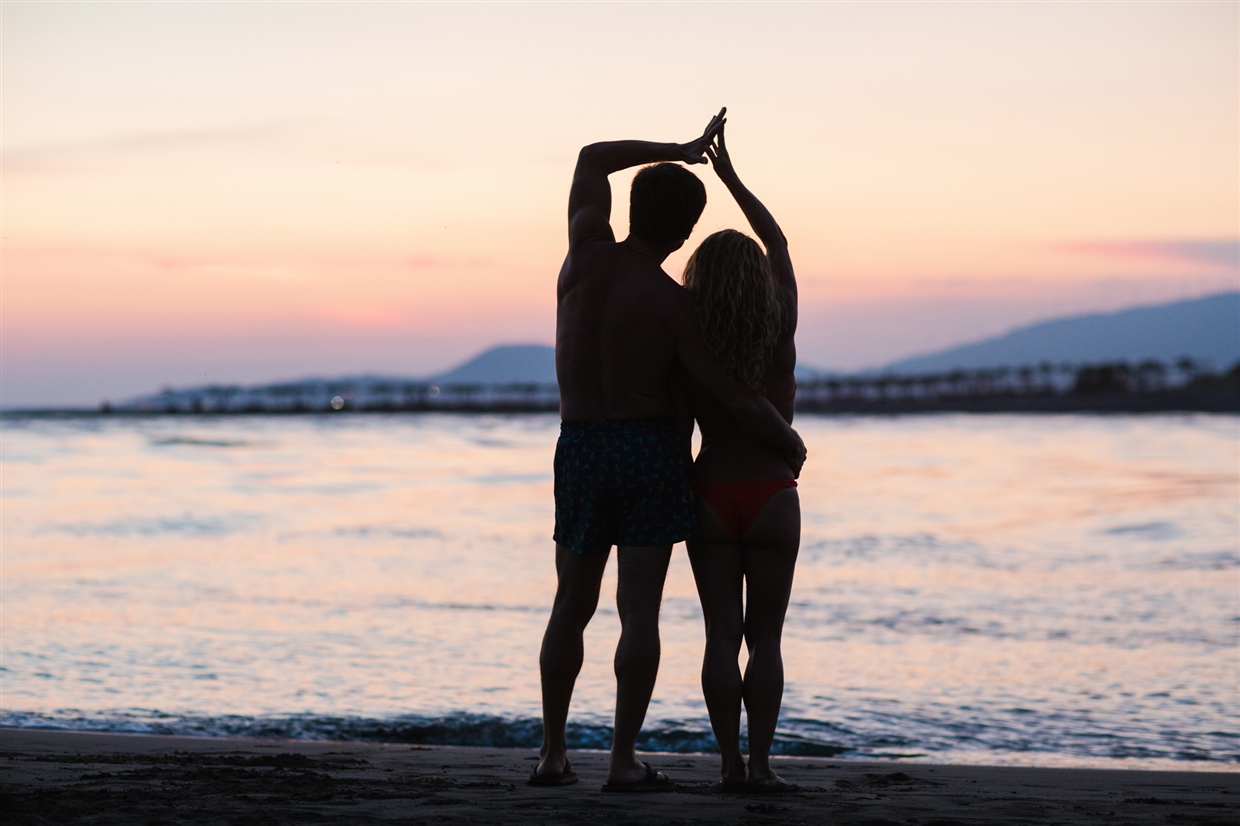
[1,728,1235,825]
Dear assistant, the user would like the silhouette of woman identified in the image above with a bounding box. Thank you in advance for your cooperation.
[675,122,801,792]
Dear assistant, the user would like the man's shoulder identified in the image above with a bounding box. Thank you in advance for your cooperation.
[560,239,622,294]
[569,235,624,262]
[563,238,626,279]
[643,267,692,305]
[615,259,689,300]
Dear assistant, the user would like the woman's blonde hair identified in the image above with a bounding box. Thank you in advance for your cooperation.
[682,229,782,392]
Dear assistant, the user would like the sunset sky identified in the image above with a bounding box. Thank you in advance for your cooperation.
[5,1,1237,407]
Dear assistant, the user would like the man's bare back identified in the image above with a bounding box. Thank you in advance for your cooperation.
[556,239,694,421]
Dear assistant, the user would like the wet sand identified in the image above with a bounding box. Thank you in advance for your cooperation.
[1,728,1235,825]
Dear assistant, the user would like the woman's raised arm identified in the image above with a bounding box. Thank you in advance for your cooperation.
[707,125,796,300]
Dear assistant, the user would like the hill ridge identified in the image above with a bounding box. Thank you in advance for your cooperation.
[882,292,1239,375]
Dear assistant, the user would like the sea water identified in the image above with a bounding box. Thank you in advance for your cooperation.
[3,413,1236,769]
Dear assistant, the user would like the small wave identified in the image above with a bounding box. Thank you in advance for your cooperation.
[471,472,552,486]
[800,534,1009,570]
[36,512,264,538]
[1149,549,1240,571]
[1101,522,1183,541]
[150,436,251,448]
[332,526,444,540]
[3,709,1234,765]
[0,710,840,756]
[383,597,542,614]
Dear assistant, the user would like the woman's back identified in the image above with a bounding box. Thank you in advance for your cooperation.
[681,246,797,483]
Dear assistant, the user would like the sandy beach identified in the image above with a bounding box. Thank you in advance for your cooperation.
[1,729,1235,825]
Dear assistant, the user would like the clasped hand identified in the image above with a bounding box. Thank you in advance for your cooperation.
[679,108,738,184]
[677,107,727,164]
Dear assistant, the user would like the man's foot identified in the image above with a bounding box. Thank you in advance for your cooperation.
[528,758,579,787]
[713,777,748,793]
[747,772,797,793]
[601,761,675,792]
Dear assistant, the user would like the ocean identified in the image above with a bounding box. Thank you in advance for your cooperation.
[3,412,1236,770]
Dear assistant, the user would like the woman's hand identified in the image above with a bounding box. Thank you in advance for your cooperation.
[677,107,727,165]
[705,123,738,181]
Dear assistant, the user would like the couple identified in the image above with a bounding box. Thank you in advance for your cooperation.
[533,109,804,792]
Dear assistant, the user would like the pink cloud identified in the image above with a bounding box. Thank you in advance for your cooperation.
[1056,240,1239,269]
[316,306,408,328]
[148,256,294,280]
[404,255,494,271]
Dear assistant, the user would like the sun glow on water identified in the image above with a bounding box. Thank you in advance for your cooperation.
[5,413,1236,768]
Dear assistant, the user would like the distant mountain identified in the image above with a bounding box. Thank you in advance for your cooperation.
[884,292,1240,374]
[436,344,838,384]
[429,344,556,384]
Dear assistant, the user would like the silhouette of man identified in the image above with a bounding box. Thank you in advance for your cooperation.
[532,110,806,790]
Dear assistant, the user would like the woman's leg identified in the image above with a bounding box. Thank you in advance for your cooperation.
[740,487,800,783]
[686,498,746,783]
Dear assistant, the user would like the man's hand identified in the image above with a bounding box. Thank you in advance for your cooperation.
[704,122,737,180]
[676,107,727,165]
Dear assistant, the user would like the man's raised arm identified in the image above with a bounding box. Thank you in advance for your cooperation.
[675,302,806,476]
[567,110,727,249]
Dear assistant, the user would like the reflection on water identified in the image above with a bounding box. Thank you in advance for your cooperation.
[4,413,1237,768]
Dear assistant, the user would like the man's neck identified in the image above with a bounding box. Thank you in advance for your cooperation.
[622,235,677,265]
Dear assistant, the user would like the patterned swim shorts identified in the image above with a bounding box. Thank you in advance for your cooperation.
[553,417,699,555]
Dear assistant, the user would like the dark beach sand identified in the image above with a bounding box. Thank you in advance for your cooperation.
[1,728,1235,825]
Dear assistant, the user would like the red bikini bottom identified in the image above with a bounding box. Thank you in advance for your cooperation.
[690,479,798,540]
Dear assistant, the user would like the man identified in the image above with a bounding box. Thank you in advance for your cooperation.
[532,110,806,790]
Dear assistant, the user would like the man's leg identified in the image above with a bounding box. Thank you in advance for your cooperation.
[607,543,673,784]
[536,543,609,778]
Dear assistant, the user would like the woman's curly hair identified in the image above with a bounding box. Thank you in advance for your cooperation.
[682,229,782,393]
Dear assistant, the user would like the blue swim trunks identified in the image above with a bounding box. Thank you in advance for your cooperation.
[553,417,699,555]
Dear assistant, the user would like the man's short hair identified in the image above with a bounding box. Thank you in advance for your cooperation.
[629,163,707,247]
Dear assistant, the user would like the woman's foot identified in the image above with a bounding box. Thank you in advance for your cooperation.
[718,752,746,791]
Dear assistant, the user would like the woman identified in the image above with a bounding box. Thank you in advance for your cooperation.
[677,125,800,792]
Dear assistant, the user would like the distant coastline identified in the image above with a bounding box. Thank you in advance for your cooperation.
[9,292,1237,415]
[9,359,1237,416]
